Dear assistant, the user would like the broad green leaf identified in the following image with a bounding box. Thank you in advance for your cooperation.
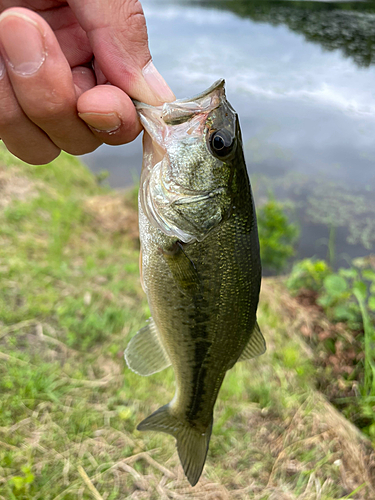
[339,268,358,280]
[317,294,332,308]
[333,304,352,322]
[323,274,347,297]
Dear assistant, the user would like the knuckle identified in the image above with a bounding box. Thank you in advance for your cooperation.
[117,1,149,44]
[122,0,145,20]
[0,99,25,129]
[124,13,147,41]
[27,94,73,123]
[18,79,77,123]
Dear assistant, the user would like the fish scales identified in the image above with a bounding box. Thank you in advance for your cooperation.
[125,80,266,486]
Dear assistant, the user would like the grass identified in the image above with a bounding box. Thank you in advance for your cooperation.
[353,289,375,398]
[0,144,374,499]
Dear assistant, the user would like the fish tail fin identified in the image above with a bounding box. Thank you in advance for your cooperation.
[137,404,213,486]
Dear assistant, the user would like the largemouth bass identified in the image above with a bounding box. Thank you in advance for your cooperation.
[125,80,265,486]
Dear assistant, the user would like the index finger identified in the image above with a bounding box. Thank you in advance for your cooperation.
[67,0,175,105]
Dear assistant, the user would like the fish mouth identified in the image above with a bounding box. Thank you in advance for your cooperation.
[133,79,225,111]
[134,80,228,173]
[176,79,225,103]
[133,79,226,132]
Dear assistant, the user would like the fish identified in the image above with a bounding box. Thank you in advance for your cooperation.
[125,80,265,486]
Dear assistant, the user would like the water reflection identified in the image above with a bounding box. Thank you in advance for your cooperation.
[82,0,375,269]
[194,1,375,68]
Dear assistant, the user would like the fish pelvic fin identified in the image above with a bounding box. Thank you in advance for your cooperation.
[124,318,171,376]
[137,405,213,487]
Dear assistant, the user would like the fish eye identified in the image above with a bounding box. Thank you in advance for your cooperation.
[209,130,234,158]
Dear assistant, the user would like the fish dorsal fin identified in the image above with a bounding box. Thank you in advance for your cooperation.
[238,322,266,361]
[124,318,171,376]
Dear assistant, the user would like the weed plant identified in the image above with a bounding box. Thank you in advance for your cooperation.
[287,257,375,439]
[257,197,299,273]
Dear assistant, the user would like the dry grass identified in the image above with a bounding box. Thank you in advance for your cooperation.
[1,282,374,499]
[84,191,139,244]
[0,165,38,209]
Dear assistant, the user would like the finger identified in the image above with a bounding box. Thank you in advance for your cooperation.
[41,5,93,68]
[67,0,175,105]
[77,84,142,145]
[0,1,62,10]
[0,8,101,156]
[93,57,107,85]
[0,54,61,165]
[72,65,96,97]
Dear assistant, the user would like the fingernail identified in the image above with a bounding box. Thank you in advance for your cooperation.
[0,12,45,75]
[0,53,5,79]
[142,60,175,103]
[79,112,122,133]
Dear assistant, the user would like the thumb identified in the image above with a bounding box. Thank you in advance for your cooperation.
[67,0,175,105]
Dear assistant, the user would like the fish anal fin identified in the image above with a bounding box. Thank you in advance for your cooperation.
[124,318,171,376]
[137,405,212,486]
[162,241,201,295]
[238,321,266,362]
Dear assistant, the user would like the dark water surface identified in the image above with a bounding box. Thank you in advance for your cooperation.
[82,0,375,268]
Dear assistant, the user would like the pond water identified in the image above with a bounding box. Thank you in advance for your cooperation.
[82,0,375,269]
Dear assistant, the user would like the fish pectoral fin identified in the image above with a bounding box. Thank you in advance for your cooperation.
[238,321,266,361]
[124,318,171,376]
[137,404,213,487]
[162,242,201,295]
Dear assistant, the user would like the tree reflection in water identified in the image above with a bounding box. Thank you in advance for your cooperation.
[193,1,375,68]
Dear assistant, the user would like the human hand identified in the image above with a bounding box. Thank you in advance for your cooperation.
[0,0,175,164]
